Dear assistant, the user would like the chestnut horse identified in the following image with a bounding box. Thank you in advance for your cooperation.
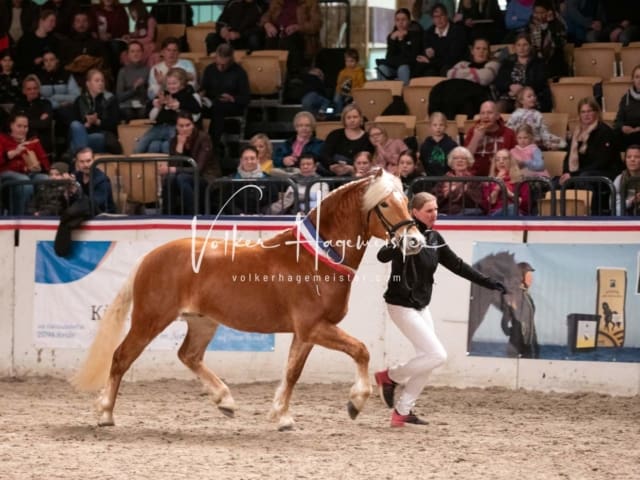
[71,169,425,431]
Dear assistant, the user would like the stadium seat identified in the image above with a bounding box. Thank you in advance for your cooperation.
[408,76,446,87]
[402,85,431,118]
[315,121,343,141]
[619,47,640,76]
[573,47,618,80]
[351,88,393,122]
[550,81,598,119]
[186,26,213,54]
[156,24,186,50]
[374,115,416,137]
[540,112,569,140]
[363,80,404,96]
[602,77,631,112]
[542,150,566,178]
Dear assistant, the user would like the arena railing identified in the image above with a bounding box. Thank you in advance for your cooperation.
[141,0,351,48]
[621,176,640,216]
[91,155,199,216]
[410,176,508,217]
[0,178,78,217]
[300,177,355,215]
[204,177,299,215]
[513,176,555,217]
[560,176,616,217]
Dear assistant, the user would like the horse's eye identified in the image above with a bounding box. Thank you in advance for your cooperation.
[380,201,389,208]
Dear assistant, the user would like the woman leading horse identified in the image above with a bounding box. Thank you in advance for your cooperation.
[71,169,425,431]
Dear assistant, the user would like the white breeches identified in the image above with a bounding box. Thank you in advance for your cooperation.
[386,303,448,415]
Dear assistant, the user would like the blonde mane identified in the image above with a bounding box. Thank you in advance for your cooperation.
[361,170,404,212]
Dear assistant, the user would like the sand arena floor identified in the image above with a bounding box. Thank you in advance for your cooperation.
[0,377,638,480]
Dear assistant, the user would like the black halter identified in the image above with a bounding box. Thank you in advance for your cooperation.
[371,204,416,238]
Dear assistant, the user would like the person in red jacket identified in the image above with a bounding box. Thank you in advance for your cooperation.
[0,111,49,214]
[464,100,517,176]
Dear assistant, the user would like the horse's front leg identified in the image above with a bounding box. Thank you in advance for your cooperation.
[269,334,313,431]
[305,323,371,420]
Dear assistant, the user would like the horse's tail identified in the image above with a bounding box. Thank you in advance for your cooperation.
[70,261,139,392]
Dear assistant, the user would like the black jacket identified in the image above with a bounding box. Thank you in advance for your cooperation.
[494,55,551,112]
[377,222,498,310]
[200,62,250,109]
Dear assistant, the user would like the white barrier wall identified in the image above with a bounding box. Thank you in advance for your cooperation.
[1,218,639,395]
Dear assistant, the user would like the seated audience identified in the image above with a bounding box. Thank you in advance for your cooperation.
[37,51,81,112]
[376,8,423,85]
[272,111,324,176]
[0,50,22,109]
[15,9,58,74]
[412,0,455,31]
[199,44,249,144]
[614,145,640,215]
[506,86,567,150]
[260,0,322,75]
[600,0,640,45]
[368,123,406,171]
[91,0,129,41]
[11,74,53,154]
[321,104,374,176]
[0,111,49,214]
[31,161,81,216]
[419,111,458,176]
[268,153,329,214]
[41,0,78,38]
[249,133,274,174]
[115,41,150,121]
[228,145,269,214]
[504,0,533,38]
[561,97,622,215]
[614,65,640,151]
[483,148,530,216]
[397,149,424,194]
[205,0,263,54]
[300,67,331,118]
[493,33,551,113]
[353,150,374,177]
[135,67,201,154]
[510,124,548,177]
[333,48,365,114]
[456,0,504,44]
[60,11,107,67]
[563,0,605,44]
[161,110,217,214]
[527,0,568,79]
[123,0,157,66]
[2,0,40,44]
[148,37,197,100]
[434,145,484,215]
[464,100,517,176]
[69,68,121,154]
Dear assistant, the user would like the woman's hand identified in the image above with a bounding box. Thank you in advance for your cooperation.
[283,155,296,167]
[558,172,571,185]
[264,22,278,38]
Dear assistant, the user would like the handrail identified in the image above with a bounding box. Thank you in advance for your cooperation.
[205,176,298,215]
[562,176,616,216]
[0,178,78,216]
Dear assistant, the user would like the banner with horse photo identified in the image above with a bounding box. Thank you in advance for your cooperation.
[33,240,275,352]
[467,243,640,362]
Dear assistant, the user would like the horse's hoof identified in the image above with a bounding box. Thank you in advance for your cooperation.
[98,412,115,426]
[347,400,360,420]
[278,423,294,432]
[218,406,235,418]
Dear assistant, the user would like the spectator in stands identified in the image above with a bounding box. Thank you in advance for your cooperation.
[353,151,374,177]
[11,74,53,155]
[69,68,121,154]
[614,144,640,215]
[494,33,551,113]
[70,146,114,213]
[148,37,197,100]
[563,0,605,44]
[431,37,499,119]
[412,0,455,31]
[31,161,81,216]
[59,11,107,69]
[504,0,534,39]
[0,50,22,109]
[507,86,566,149]
[601,1,640,46]
[420,111,458,176]
[41,0,78,38]
[0,111,49,214]
[397,149,424,193]
[228,145,269,214]
[321,104,374,177]
[334,48,365,114]
[510,124,549,177]
[123,0,157,66]
[116,41,150,121]
[456,0,504,44]
[91,0,129,42]
[376,8,423,85]
[272,110,324,176]
[483,148,530,215]
[249,133,274,174]
[37,51,81,112]
[1,0,40,44]
[199,43,248,145]
[434,145,484,215]
[464,100,517,175]
[368,123,406,171]
[417,3,469,77]
[527,0,568,79]
[135,67,201,154]
[206,0,263,54]
[561,97,622,214]
[300,67,332,118]
[261,0,322,75]
[614,65,640,150]
[161,110,216,214]
[151,0,193,27]
[15,9,58,74]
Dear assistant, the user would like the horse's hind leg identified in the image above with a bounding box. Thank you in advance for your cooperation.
[98,310,176,426]
[268,334,313,431]
[305,323,371,420]
[178,315,237,417]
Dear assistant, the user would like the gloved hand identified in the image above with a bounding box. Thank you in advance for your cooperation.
[493,280,507,294]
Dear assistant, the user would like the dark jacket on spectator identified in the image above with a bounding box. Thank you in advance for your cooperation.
[216,0,262,40]
[422,22,468,75]
[321,128,375,173]
[169,128,219,177]
[60,30,107,66]
[419,134,458,176]
[0,0,39,42]
[0,71,22,104]
[15,31,58,73]
[75,166,115,213]
[494,55,551,112]
[273,136,324,168]
[563,121,622,179]
[383,28,423,70]
[73,90,119,133]
[200,62,250,109]
[37,65,81,108]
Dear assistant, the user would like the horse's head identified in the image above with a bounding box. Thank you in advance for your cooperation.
[363,169,425,255]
